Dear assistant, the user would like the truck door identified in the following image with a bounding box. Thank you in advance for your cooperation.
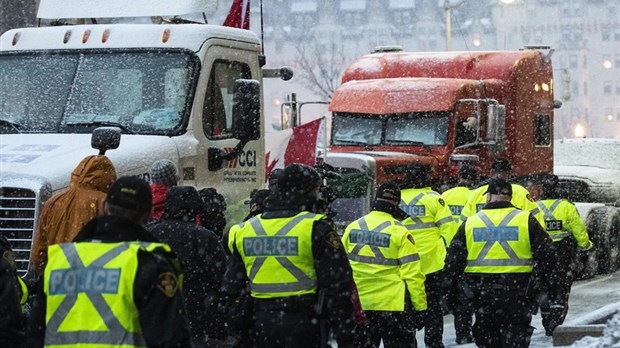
[191,43,264,203]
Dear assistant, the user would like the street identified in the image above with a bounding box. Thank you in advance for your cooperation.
[414,272,620,347]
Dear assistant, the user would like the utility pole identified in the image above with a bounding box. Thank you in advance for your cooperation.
[444,0,465,51]
[444,0,452,51]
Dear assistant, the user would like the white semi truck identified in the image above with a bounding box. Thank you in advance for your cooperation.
[0,0,291,277]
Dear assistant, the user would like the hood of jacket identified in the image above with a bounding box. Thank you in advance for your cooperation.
[162,186,202,221]
[70,155,117,192]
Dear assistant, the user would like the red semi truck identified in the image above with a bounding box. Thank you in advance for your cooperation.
[325,46,557,225]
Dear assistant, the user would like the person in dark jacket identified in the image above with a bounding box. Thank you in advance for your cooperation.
[197,187,227,238]
[222,164,356,348]
[147,186,227,347]
[443,178,560,348]
[1,235,27,348]
[27,176,190,348]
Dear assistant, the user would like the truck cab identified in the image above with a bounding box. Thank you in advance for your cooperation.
[0,0,288,276]
[329,48,556,183]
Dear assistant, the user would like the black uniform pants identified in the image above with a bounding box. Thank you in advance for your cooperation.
[354,311,416,348]
[253,298,321,348]
[472,290,534,348]
[453,298,473,342]
[541,237,577,331]
[422,271,444,348]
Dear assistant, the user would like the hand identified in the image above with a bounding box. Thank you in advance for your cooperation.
[463,117,478,130]
[579,240,594,251]
[414,310,427,330]
[219,336,241,348]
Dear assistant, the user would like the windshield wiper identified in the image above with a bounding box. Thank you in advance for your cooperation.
[0,118,22,133]
[335,140,376,146]
[386,140,426,145]
[66,121,136,134]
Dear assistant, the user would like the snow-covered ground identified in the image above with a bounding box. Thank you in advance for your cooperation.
[414,272,620,347]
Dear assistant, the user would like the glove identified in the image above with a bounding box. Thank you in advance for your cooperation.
[463,116,478,130]
[544,302,566,335]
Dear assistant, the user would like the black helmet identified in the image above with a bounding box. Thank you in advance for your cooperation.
[459,164,478,181]
[375,181,401,206]
[491,157,512,172]
[402,163,432,188]
[278,164,322,195]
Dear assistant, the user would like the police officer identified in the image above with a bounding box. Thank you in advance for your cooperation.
[537,174,593,335]
[222,164,356,348]
[444,178,559,348]
[343,181,427,348]
[441,164,478,344]
[399,164,457,348]
[28,176,191,348]
[461,157,545,229]
[1,235,28,348]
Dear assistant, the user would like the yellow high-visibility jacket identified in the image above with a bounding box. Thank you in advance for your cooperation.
[537,199,592,249]
[461,183,545,228]
[234,211,323,298]
[400,187,457,275]
[343,210,427,312]
[464,207,534,274]
[442,185,472,224]
[44,241,173,348]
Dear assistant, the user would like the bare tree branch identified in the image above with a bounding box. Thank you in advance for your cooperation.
[292,38,347,101]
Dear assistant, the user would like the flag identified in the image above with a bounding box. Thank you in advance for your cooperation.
[223,0,250,29]
[265,117,324,180]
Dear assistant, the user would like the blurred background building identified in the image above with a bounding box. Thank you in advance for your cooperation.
[2,0,619,138]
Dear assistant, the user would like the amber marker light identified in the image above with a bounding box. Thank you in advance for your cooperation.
[162,28,171,43]
[82,29,91,44]
[63,30,72,44]
[102,29,110,43]
[12,32,20,46]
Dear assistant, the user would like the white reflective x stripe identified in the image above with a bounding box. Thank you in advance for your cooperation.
[537,200,562,221]
[402,193,425,211]
[537,200,571,240]
[247,213,317,293]
[467,210,534,267]
[436,216,454,226]
[348,217,420,266]
[401,193,450,231]
[45,243,146,347]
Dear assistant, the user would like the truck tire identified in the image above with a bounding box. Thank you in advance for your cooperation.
[586,207,620,274]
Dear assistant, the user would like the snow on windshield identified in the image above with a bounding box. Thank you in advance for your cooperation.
[0,50,197,135]
[554,142,620,170]
[332,111,449,146]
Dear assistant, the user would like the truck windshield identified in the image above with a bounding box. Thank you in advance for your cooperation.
[332,112,450,146]
[0,50,198,135]
[555,142,620,170]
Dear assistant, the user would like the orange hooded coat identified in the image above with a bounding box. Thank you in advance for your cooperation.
[31,155,116,275]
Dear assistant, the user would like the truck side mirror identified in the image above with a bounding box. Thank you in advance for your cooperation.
[486,103,505,143]
[91,127,121,155]
[232,79,260,142]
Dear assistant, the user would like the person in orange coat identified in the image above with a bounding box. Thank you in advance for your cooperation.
[31,155,116,276]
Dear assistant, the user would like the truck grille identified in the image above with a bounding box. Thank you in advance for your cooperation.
[0,187,36,276]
